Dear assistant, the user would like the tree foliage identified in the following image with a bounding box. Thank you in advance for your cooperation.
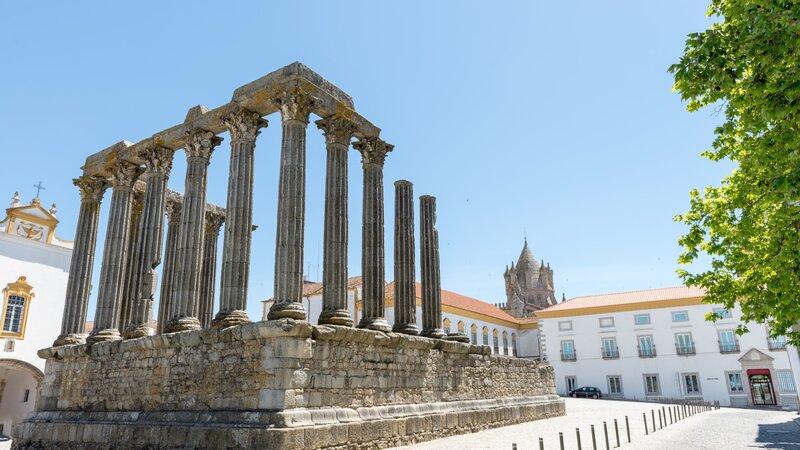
[671,0,800,344]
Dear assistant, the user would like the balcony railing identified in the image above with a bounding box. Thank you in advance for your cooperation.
[561,351,577,361]
[718,341,740,354]
[676,342,696,356]
[637,345,657,358]
[601,348,620,359]
[768,339,787,351]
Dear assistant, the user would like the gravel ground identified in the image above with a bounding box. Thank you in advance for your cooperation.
[392,397,800,450]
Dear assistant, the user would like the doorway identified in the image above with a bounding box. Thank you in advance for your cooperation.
[566,376,577,393]
[748,370,775,406]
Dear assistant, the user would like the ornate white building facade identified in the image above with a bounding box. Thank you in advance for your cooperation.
[538,286,799,408]
[0,193,71,435]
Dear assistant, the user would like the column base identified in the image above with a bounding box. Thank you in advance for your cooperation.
[52,333,87,347]
[122,323,153,339]
[211,310,251,329]
[358,317,392,333]
[421,327,446,339]
[445,332,471,343]
[86,328,122,344]
[163,316,202,333]
[392,323,420,335]
[267,302,307,320]
[318,309,354,327]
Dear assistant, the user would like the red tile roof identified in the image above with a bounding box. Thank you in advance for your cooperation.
[537,285,706,317]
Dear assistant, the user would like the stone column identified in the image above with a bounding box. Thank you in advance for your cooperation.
[156,198,181,334]
[124,145,174,338]
[118,188,143,332]
[53,175,108,346]
[419,195,445,339]
[354,137,393,332]
[87,161,140,343]
[392,180,419,335]
[165,130,222,333]
[268,89,316,321]
[213,109,266,328]
[200,210,224,328]
[316,115,356,327]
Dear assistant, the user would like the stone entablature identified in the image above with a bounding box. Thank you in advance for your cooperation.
[16,320,563,449]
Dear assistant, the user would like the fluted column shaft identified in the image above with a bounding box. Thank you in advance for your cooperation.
[269,89,316,321]
[165,130,222,333]
[393,180,419,335]
[156,199,181,333]
[355,137,393,332]
[118,190,143,331]
[200,211,224,328]
[214,109,266,328]
[88,162,140,343]
[420,195,445,339]
[124,145,174,338]
[317,115,356,327]
[53,176,108,346]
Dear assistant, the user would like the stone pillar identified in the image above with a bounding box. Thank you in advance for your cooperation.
[213,109,266,328]
[419,195,446,339]
[87,161,140,343]
[392,180,419,335]
[199,210,224,328]
[268,89,316,321]
[53,176,108,346]
[118,188,143,332]
[156,198,181,334]
[124,145,174,338]
[353,137,393,332]
[165,130,222,333]
[316,115,356,327]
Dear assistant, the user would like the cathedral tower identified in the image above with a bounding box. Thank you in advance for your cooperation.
[502,239,556,318]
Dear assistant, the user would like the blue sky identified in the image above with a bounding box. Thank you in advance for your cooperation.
[0,2,728,320]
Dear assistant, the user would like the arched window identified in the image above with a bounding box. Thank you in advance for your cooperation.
[482,326,489,346]
[502,331,509,356]
[457,321,465,334]
[470,324,478,344]
[512,333,518,357]
[492,329,499,354]
[443,318,451,334]
[2,277,34,339]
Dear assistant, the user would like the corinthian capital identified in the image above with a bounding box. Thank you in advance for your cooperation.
[108,161,140,189]
[353,137,394,166]
[73,175,109,203]
[223,109,268,142]
[185,129,223,160]
[139,143,175,175]
[316,115,357,146]
[165,199,182,222]
[273,88,318,124]
[205,210,225,235]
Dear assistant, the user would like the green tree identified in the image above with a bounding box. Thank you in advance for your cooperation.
[671,0,800,344]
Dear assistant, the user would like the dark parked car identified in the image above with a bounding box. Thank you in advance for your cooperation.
[568,386,602,399]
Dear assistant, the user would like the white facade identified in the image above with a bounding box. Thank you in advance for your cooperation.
[0,195,72,436]
[262,278,539,359]
[539,287,798,409]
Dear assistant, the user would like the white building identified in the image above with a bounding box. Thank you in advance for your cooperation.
[537,286,798,408]
[0,193,71,435]
[261,276,540,358]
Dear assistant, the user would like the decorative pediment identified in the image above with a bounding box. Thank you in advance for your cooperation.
[738,347,774,362]
[3,200,59,244]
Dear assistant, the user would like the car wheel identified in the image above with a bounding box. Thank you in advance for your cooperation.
[571,393,576,398]
[592,394,598,399]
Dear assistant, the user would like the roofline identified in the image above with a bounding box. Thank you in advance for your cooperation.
[442,304,538,329]
[535,296,706,318]
[566,286,702,302]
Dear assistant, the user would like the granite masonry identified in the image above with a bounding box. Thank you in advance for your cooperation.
[14,63,564,449]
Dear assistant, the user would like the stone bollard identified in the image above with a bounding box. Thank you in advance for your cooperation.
[603,421,610,450]
[591,424,598,449]
[539,437,544,450]
[614,419,620,448]
[643,413,648,435]
[625,416,631,443]
[559,431,565,450]
[576,427,582,450]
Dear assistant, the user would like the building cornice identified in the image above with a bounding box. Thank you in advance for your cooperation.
[535,296,706,319]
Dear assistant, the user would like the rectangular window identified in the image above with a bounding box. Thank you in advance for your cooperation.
[558,321,573,331]
[607,375,622,396]
[634,314,651,325]
[768,335,787,350]
[676,332,694,355]
[599,317,615,328]
[602,337,618,359]
[561,340,576,361]
[683,373,701,395]
[566,376,577,392]
[22,389,29,403]
[3,295,25,333]
[643,374,660,395]
[638,335,655,357]
[719,330,738,353]
[713,307,732,319]
[671,311,689,322]
[778,370,796,392]
[726,372,744,393]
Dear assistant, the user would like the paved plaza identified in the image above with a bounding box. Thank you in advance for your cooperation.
[393,397,800,450]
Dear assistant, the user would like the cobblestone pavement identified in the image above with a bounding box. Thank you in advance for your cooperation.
[393,397,800,450]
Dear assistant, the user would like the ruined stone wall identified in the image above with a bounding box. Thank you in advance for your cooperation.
[38,319,555,413]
